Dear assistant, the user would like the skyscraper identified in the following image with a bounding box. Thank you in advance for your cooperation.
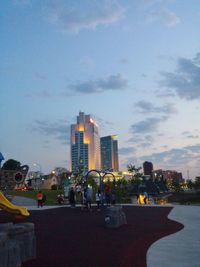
[70,112,101,174]
[100,135,119,171]
[143,161,153,177]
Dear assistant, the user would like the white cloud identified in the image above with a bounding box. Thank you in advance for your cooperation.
[118,147,136,155]
[135,101,177,114]
[33,120,70,144]
[67,73,128,94]
[139,144,200,178]
[130,116,168,134]
[147,7,180,27]
[160,53,200,100]
[46,0,125,33]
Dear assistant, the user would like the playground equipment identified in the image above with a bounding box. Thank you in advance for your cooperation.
[137,193,152,204]
[0,165,29,192]
[137,193,168,205]
[0,191,30,218]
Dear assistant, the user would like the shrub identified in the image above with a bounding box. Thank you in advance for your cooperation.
[51,184,58,190]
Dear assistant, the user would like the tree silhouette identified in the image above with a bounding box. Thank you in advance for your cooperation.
[2,159,21,170]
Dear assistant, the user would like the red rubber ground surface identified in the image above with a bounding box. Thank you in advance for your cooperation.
[0,206,183,267]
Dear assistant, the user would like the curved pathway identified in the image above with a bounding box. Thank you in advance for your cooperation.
[147,204,200,267]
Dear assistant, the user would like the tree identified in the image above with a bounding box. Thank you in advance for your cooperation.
[186,179,194,189]
[2,159,21,170]
[73,165,84,184]
[171,179,181,192]
[194,176,200,190]
[127,164,143,180]
[87,175,98,191]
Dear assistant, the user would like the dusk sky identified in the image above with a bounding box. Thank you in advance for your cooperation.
[1,0,200,179]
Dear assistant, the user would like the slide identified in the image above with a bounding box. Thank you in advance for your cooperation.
[0,191,30,218]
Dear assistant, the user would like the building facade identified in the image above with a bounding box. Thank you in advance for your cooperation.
[100,135,119,171]
[152,169,183,183]
[143,161,153,177]
[70,112,101,174]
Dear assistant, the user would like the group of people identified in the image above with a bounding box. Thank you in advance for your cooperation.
[37,183,116,210]
[68,183,115,211]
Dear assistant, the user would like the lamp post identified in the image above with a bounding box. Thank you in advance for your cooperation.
[33,163,42,189]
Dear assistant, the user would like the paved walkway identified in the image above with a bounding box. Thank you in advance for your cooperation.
[147,204,200,267]
[10,197,200,266]
[12,196,37,206]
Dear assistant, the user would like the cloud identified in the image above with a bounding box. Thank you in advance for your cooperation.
[46,0,125,33]
[130,116,168,134]
[128,134,155,149]
[182,130,200,139]
[160,53,200,100]
[118,147,136,155]
[94,115,113,128]
[147,7,180,27]
[119,144,200,177]
[139,144,200,174]
[135,101,177,114]
[33,120,70,144]
[67,73,128,94]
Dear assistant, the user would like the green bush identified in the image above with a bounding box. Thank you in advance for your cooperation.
[51,184,58,190]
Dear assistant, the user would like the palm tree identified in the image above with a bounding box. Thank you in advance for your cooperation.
[127,164,143,184]
[127,164,142,177]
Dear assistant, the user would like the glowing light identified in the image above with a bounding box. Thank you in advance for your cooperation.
[138,194,145,204]
[78,125,84,131]
[90,117,98,126]
[84,137,90,144]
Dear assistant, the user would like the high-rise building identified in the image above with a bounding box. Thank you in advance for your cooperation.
[70,112,101,174]
[100,135,119,171]
[143,161,153,177]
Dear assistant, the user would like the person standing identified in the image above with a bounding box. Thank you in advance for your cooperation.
[81,187,86,210]
[143,191,149,204]
[86,186,92,211]
[37,191,43,208]
[105,184,111,206]
[69,187,76,208]
[57,192,64,204]
[96,189,101,211]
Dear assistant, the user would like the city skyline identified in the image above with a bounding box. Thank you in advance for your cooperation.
[1,1,200,179]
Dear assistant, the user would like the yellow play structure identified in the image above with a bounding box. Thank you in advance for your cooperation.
[138,193,152,204]
[137,193,167,205]
[0,191,30,218]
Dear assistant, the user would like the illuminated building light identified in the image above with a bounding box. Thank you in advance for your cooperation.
[84,137,90,144]
[78,126,84,131]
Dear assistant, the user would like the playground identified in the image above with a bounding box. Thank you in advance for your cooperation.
[0,204,183,267]
[1,167,200,267]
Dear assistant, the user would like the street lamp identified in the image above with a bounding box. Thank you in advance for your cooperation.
[33,163,42,173]
[33,163,42,189]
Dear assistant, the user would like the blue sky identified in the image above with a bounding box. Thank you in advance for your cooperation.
[1,0,200,179]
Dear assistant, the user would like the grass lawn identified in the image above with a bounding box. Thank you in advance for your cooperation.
[10,189,61,205]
